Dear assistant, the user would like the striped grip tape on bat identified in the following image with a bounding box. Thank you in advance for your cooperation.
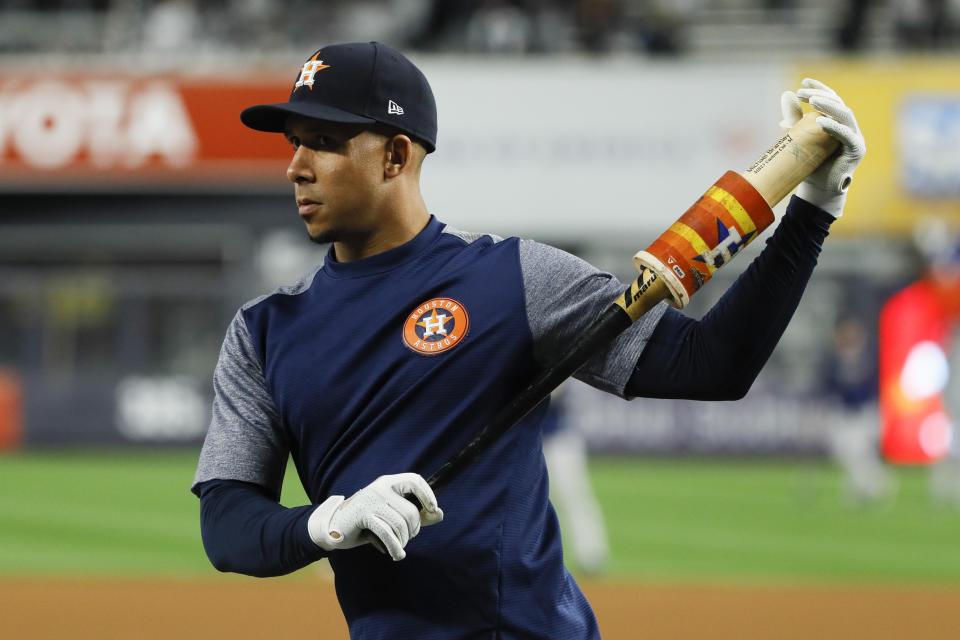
[629,111,839,312]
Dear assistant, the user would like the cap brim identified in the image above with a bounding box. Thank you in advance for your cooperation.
[240,101,376,132]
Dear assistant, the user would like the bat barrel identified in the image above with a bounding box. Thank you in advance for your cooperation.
[742,111,840,207]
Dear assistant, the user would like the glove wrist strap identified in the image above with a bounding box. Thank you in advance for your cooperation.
[307,495,346,550]
[797,181,847,219]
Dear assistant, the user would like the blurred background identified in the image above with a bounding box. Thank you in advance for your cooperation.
[1,1,959,638]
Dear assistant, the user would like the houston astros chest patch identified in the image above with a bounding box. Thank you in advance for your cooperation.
[402,297,469,355]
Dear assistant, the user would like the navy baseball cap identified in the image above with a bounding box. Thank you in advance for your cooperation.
[241,42,437,153]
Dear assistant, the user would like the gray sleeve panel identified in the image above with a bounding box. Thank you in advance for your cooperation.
[192,310,288,500]
[518,239,667,398]
[441,224,504,245]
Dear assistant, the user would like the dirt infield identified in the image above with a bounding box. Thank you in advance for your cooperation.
[1,576,956,639]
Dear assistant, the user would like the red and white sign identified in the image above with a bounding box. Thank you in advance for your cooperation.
[0,74,292,186]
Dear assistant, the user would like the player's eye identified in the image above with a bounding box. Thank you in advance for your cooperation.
[308,135,333,149]
[288,134,335,151]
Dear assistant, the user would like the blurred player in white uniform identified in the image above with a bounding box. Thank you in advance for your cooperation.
[542,384,609,575]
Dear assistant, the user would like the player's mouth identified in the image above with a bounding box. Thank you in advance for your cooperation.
[297,198,322,216]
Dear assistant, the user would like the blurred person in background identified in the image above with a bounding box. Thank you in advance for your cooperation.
[410,0,478,50]
[413,0,691,55]
[542,384,610,576]
[820,313,891,504]
[836,0,959,51]
[915,221,960,506]
[880,218,960,506]
[0,0,700,56]
[142,0,198,52]
[894,0,957,49]
[932,318,960,507]
[633,0,697,55]
[575,0,628,52]
[835,0,871,51]
[466,0,533,53]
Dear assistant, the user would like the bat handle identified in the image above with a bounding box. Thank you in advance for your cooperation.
[422,271,670,497]
[360,493,425,549]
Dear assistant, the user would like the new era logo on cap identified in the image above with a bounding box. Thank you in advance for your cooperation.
[239,42,438,153]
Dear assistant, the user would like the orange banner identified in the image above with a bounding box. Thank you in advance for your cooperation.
[0,74,294,187]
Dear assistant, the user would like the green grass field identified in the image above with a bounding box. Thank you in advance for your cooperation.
[1,449,959,584]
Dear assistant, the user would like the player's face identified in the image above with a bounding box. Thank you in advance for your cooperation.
[284,116,388,245]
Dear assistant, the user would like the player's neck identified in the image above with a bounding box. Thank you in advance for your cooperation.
[333,197,431,263]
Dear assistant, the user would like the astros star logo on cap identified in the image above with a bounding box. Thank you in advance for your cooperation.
[294,52,330,90]
[403,298,469,355]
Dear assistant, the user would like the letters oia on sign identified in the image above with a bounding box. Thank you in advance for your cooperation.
[0,80,197,170]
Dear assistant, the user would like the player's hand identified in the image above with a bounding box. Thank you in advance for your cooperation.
[780,78,866,218]
[307,473,443,561]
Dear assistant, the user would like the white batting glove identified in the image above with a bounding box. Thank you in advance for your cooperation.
[307,473,443,561]
[780,78,866,218]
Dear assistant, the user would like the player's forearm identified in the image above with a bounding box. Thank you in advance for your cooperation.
[627,196,833,400]
[198,479,325,577]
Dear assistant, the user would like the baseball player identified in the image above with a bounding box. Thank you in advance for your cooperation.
[191,42,864,639]
[542,385,610,575]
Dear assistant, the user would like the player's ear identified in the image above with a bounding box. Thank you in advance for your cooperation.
[383,134,413,179]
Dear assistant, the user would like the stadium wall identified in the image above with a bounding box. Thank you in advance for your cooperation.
[1,56,954,450]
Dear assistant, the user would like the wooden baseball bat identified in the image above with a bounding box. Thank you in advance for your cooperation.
[416,110,840,501]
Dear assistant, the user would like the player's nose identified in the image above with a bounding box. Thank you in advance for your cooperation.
[286,147,316,184]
